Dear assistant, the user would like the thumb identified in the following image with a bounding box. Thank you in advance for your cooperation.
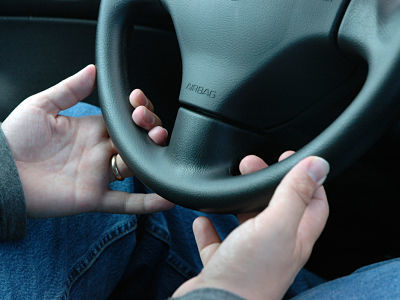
[193,217,222,266]
[257,156,330,234]
[30,64,96,116]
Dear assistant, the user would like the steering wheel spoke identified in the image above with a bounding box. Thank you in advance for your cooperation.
[339,0,400,62]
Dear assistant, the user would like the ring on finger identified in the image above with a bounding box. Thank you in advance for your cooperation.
[111,154,124,181]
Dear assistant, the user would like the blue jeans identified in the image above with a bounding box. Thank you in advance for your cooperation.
[292,259,400,299]
[0,103,238,299]
[1,103,399,299]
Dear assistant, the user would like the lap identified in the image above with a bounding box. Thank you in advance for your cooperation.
[293,258,400,299]
[0,102,238,299]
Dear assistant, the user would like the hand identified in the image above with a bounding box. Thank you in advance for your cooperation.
[173,155,330,300]
[236,151,295,224]
[1,65,174,218]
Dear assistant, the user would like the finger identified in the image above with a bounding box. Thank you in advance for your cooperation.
[129,89,154,112]
[132,106,162,131]
[239,151,295,175]
[279,150,295,162]
[193,217,222,266]
[237,153,293,224]
[257,157,330,234]
[31,64,96,116]
[237,156,268,224]
[297,186,329,252]
[148,126,168,146]
[97,191,175,214]
[239,155,269,175]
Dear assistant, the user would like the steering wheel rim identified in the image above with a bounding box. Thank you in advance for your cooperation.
[96,0,400,213]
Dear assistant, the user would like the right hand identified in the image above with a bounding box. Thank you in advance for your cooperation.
[131,92,331,299]
[173,155,330,300]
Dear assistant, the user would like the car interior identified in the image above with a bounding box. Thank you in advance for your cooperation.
[1,0,400,284]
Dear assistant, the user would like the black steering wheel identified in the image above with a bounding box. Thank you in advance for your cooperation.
[96,0,400,213]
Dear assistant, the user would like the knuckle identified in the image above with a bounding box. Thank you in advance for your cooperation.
[290,176,316,205]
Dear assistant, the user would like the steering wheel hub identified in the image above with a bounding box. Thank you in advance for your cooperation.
[166,0,349,129]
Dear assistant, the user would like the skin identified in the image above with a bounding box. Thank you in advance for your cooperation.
[173,156,330,299]
[2,65,330,299]
[130,92,331,299]
[1,65,173,217]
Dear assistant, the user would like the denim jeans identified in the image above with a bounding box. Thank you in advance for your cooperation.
[1,103,399,299]
[292,258,400,299]
[0,103,238,299]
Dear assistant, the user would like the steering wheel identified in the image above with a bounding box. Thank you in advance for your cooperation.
[96,0,400,213]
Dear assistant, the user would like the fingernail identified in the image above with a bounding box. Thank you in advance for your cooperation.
[143,95,149,107]
[143,108,155,124]
[149,126,168,145]
[134,89,148,106]
[307,157,330,186]
[160,127,168,139]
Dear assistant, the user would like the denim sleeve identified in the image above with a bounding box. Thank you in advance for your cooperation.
[0,123,26,241]
[172,288,246,300]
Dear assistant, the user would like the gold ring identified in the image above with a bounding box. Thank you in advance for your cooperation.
[111,154,124,181]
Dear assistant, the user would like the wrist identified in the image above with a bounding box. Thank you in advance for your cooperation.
[174,273,283,300]
[172,287,246,300]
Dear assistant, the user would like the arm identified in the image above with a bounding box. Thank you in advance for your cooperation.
[0,123,26,241]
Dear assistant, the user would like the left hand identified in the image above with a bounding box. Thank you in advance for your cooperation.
[1,65,174,217]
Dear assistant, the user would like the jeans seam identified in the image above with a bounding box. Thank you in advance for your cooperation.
[61,219,137,300]
[144,221,198,280]
[143,219,170,245]
[166,251,199,279]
